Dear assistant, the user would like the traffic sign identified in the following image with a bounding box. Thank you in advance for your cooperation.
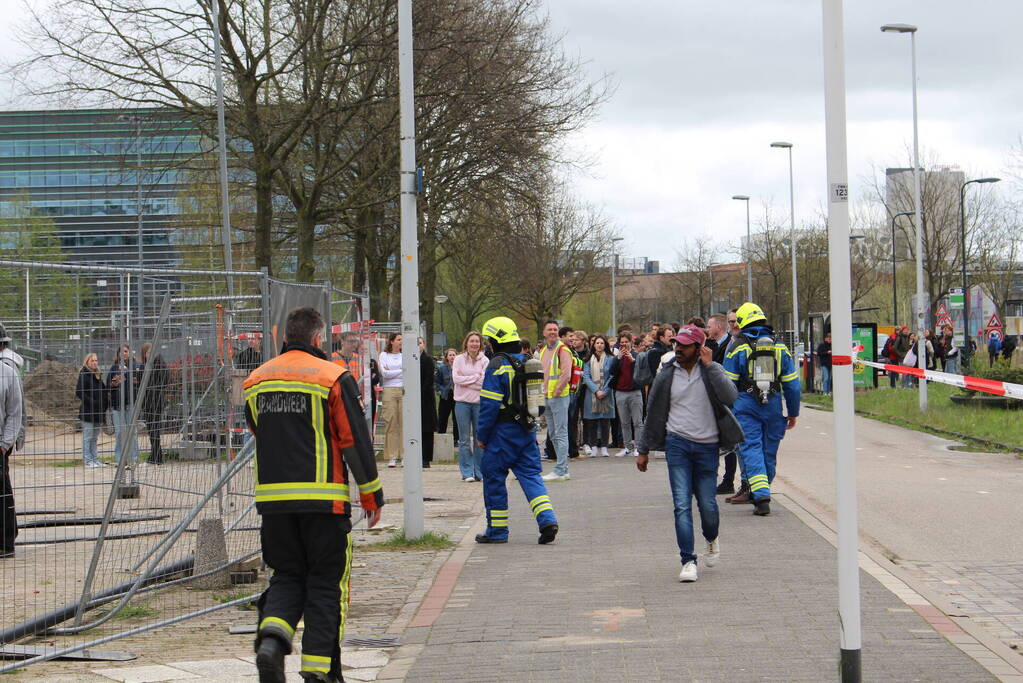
[948,288,964,310]
[937,315,952,328]
[989,329,1002,341]
[935,302,949,318]
[987,313,1003,330]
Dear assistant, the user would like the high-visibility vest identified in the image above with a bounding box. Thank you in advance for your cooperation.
[539,341,572,399]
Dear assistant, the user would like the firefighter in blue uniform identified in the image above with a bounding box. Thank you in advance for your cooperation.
[475,316,559,544]
[722,302,800,516]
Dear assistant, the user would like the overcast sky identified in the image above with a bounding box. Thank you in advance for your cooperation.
[543,0,1021,268]
[3,1,1019,271]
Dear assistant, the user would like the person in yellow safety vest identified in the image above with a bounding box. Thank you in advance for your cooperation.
[721,302,800,517]
[244,307,384,683]
[537,320,574,481]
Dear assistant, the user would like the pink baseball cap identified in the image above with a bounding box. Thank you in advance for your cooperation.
[673,325,706,346]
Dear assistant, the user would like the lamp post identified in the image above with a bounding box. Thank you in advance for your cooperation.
[882,22,927,411]
[959,176,1000,368]
[732,195,752,300]
[434,294,448,344]
[889,211,914,326]
[770,141,799,349]
[118,113,145,341]
[610,237,624,334]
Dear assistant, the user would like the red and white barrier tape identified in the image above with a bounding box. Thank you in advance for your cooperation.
[856,359,1023,400]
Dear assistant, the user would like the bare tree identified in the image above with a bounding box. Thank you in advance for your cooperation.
[493,181,616,338]
[973,202,1023,318]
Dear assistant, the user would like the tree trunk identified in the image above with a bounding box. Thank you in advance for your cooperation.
[295,211,317,282]
[253,168,274,277]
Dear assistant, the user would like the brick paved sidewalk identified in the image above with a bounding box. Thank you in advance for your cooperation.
[399,457,1001,682]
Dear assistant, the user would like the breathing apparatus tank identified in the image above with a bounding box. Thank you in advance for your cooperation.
[751,336,778,404]
[524,356,545,417]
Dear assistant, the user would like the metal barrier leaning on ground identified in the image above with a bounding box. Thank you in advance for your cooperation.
[0,260,368,674]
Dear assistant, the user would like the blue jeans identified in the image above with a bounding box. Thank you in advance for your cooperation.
[111,408,139,464]
[454,401,482,479]
[944,357,959,375]
[545,395,570,475]
[82,421,101,465]
[821,365,832,394]
[665,433,720,565]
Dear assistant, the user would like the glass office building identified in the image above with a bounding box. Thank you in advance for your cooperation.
[0,109,204,267]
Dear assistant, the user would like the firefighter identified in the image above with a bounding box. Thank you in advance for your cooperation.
[721,302,800,516]
[245,307,384,683]
[475,316,559,545]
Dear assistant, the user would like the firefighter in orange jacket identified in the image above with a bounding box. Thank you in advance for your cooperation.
[244,307,384,683]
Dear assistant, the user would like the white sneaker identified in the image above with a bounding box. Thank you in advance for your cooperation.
[463,476,475,482]
[85,461,101,468]
[542,472,570,481]
[705,538,720,568]
[583,444,592,455]
[679,561,698,582]
[615,449,629,457]
[599,446,609,457]
[387,459,398,468]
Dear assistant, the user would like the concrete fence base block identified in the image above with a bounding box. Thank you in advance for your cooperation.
[434,432,455,458]
[193,517,231,589]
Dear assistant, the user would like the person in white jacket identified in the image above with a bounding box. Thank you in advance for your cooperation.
[1,323,25,558]
[378,333,404,467]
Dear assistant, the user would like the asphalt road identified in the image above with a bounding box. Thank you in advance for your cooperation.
[776,404,1023,563]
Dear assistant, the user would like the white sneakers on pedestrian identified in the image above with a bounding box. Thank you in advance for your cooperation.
[541,472,570,481]
[85,461,102,468]
[387,459,398,468]
[463,476,476,482]
[679,561,698,582]
[583,444,592,455]
[599,446,609,457]
[615,449,630,457]
[705,538,720,568]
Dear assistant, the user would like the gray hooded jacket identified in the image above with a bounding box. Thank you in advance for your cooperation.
[0,348,25,453]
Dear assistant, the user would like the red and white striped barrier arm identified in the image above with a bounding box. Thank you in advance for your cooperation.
[856,358,1023,400]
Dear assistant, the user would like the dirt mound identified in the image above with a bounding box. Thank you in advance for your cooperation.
[23,359,82,422]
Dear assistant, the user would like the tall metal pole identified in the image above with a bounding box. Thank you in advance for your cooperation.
[210,0,235,301]
[822,2,861,678]
[787,147,799,347]
[135,116,144,342]
[398,0,424,539]
[959,177,1001,370]
[610,237,622,334]
[909,30,927,411]
[890,211,913,326]
[745,199,752,300]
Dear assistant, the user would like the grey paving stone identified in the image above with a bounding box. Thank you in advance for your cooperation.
[403,457,999,681]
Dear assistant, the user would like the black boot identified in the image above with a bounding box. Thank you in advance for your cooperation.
[475,534,507,544]
[538,523,559,545]
[716,480,735,495]
[255,635,288,683]
[753,498,771,516]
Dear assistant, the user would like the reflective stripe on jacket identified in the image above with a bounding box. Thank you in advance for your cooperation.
[244,343,383,516]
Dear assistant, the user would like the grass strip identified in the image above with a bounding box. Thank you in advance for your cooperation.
[361,529,455,552]
[802,383,1022,454]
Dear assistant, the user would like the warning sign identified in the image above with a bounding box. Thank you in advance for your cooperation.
[937,316,952,329]
[936,302,949,318]
[987,313,1003,330]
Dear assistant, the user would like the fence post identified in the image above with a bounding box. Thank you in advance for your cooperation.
[260,268,271,362]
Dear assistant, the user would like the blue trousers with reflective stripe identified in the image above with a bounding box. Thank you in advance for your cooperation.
[734,393,788,501]
[481,423,557,540]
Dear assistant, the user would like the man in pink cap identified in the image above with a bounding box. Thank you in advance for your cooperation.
[635,325,740,583]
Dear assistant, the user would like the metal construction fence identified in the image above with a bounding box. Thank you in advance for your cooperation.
[0,259,372,673]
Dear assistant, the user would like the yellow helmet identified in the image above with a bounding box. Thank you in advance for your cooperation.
[735,302,767,329]
[481,316,521,344]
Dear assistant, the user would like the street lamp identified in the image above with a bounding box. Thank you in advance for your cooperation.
[770,141,799,349]
[959,176,1000,367]
[610,237,624,334]
[118,112,146,343]
[434,294,449,340]
[889,211,914,326]
[882,22,927,411]
[732,195,752,300]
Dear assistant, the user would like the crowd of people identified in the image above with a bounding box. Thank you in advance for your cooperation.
[72,343,170,468]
